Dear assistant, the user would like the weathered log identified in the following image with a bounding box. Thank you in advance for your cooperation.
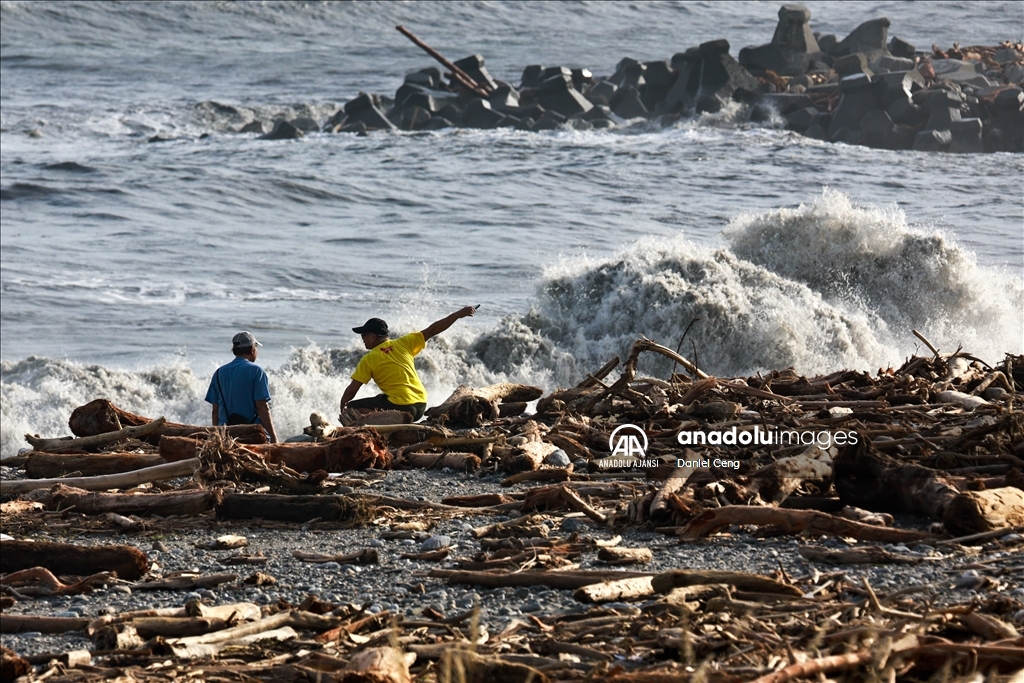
[536,386,602,414]
[576,356,621,389]
[746,449,833,505]
[750,651,875,683]
[439,650,549,683]
[573,576,655,603]
[135,573,238,592]
[315,611,392,644]
[679,505,933,543]
[216,493,350,522]
[897,643,1024,674]
[92,623,146,650]
[399,451,481,471]
[43,484,215,517]
[499,402,528,417]
[157,435,204,461]
[649,461,693,524]
[833,440,959,520]
[67,399,270,445]
[544,433,591,460]
[293,548,378,564]
[70,398,161,435]
[25,452,165,479]
[25,416,167,453]
[561,485,608,525]
[1,567,112,595]
[130,616,230,639]
[159,429,390,472]
[1,614,91,634]
[169,609,340,647]
[401,548,451,561]
[441,493,515,507]
[425,390,497,428]
[521,484,573,512]
[470,514,548,539]
[85,602,260,637]
[942,487,1024,535]
[430,569,653,590]
[155,425,268,444]
[499,441,558,474]
[0,457,199,495]
[798,545,926,565]
[651,570,803,596]
[0,540,149,580]
[353,493,498,515]
[475,383,544,404]
[425,383,542,428]
[342,646,415,683]
[657,584,724,607]
[597,547,652,565]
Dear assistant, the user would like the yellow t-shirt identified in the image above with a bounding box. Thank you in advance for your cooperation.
[351,332,427,405]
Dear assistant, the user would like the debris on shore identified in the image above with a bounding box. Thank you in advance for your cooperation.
[230,4,1024,154]
[2,335,1023,681]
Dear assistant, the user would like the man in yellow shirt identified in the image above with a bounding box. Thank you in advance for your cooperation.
[338,306,476,421]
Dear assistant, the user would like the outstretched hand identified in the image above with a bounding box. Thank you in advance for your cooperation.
[422,305,478,341]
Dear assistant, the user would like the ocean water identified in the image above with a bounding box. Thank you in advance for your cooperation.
[2,1,1022,458]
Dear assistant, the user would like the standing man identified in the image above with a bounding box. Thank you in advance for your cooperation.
[206,331,278,443]
[339,306,476,421]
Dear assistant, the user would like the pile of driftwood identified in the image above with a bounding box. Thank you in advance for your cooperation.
[2,336,1023,681]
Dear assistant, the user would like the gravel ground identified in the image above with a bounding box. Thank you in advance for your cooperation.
[2,467,1023,658]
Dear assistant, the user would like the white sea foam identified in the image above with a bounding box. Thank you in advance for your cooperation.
[724,189,1024,363]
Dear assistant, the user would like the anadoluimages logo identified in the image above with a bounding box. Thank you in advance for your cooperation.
[609,424,648,458]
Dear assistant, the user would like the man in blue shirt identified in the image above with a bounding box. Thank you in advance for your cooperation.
[205,331,278,443]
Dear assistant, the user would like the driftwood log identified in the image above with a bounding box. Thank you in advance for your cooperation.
[68,399,267,444]
[342,646,415,683]
[430,569,653,590]
[597,547,653,565]
[399,451,481,471]
[942,487,1024,535]
[0,540,149,580]
[834,440,960,520]
[573,576,656,603]
[43,484,216,517]
[216,493,351,523]
[1,614,92,634]
[25,452,165,479]
[25,417,167,453]
[439,650,548,683]
[834,441,1024,534]
[0,458,199,495]
[159,429,390,472]
[679,505,933,543]
[425,382,543,427]
[650,569,803,596]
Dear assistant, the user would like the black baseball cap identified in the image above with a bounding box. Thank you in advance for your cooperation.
[353,318,388,336]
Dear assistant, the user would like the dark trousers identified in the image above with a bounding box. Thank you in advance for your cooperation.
[349,394,426,421]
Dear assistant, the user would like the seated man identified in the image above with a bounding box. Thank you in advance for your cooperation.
[339,306,476,421]
[205,331,278,443]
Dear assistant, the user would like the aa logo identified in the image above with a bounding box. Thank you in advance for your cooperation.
[609,424,648,458]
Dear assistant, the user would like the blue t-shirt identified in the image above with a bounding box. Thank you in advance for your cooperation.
[204,357,272,425]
